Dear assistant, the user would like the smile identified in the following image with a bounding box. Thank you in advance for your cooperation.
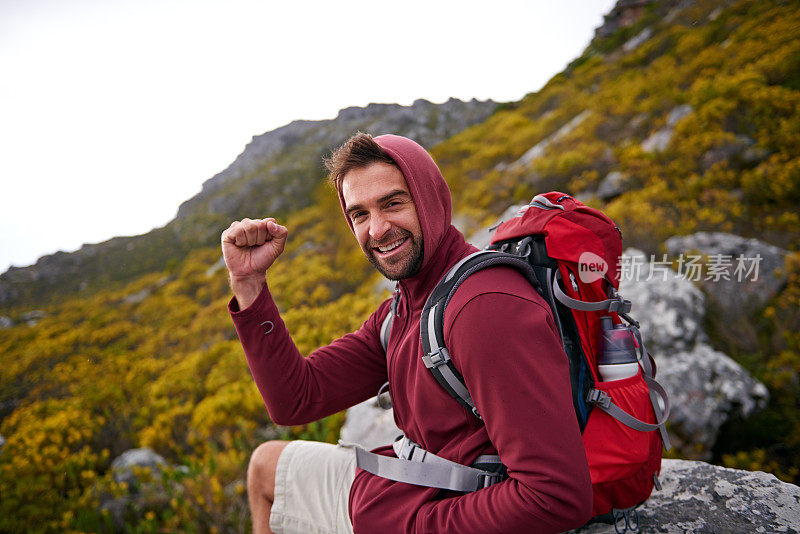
[376,237,407,254]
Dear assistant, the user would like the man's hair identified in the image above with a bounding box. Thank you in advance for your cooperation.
[324,133,398,190]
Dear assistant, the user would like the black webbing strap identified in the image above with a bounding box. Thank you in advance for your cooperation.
[420,251,540,419]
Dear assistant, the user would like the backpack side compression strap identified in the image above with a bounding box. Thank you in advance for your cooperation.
[353,435,505,492]
[420,251,540,419]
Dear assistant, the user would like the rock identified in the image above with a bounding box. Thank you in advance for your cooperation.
[666,105,693,127]
[122,288,151,305]
[110,448,169,488]
[204,256,227,278]
[657,345,768,456]
[509,111,592,170]
[100,448,175,528]
[466,203,526,250]
[742,144,771,165]
[0,316,13,329]
[341,404,798,532]
[573,459,800,533]
[341,398,401,451]
[594,0,663,40]
[619,249,708,353]
[642,128,674,153]
[596,171,628,200]
[0,433,5,455]
[622,26,653,53]
[619,248,769,459]
[340,406,800,532]
[700,134,757,169]
[641,105,693,153]
[20,310,46,327]
[664,232,789,312]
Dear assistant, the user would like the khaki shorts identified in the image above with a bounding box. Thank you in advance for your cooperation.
[269,440,357,534]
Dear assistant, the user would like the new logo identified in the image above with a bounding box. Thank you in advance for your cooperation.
[578,251,608,283]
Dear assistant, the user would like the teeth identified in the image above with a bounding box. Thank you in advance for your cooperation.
[378,238,405,253]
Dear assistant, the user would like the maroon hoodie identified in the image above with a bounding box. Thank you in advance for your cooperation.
[230,135,593,532]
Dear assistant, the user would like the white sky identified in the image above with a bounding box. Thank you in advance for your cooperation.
[0,0,616,272]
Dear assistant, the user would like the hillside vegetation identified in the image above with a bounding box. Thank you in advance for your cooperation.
[1,0,799,531]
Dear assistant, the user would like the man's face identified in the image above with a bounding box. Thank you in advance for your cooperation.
[342,162,424,280]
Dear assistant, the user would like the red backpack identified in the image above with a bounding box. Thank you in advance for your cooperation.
[487,192,670,517]
[369,192,670,522]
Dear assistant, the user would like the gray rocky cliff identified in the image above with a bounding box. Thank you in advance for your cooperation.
[0,98,495,311]
[174,98,495,224]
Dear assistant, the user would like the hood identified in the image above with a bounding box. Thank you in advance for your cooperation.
[336,134,453,274]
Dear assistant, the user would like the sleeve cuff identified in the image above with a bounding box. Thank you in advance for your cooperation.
[228,283,277,319]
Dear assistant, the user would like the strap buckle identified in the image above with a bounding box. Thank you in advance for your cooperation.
[422,347,451,369]
[406,442,426,462]
[608,298,632,314]
[586,389,612,409]
[477,471,503,489]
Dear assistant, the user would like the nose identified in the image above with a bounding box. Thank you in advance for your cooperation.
[369,212,391,241]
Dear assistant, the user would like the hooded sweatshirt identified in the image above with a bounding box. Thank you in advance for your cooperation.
[229,135,593,533]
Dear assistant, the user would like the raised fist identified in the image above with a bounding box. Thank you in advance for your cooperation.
[221,218,288,279]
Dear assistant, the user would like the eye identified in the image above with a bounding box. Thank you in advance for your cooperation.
[350,211,367,223]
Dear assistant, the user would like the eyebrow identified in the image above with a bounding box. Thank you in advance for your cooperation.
[345,189,412,218]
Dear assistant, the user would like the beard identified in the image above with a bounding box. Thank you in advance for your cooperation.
[366,230,424,281]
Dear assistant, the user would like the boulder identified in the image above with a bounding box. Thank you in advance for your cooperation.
[619,248,708,353]
[340,404,800,533]
[641,128,674,153]
[622,26,653,53]
[656,345,768,456]
[620,248,768,459]
[340,398,401,451]
[596,171,629,200]
[573,459,800,533]
[700,135,756,170]
[0,316,13,329]
[641,105,693,153]
[110,447,169,488]
[97,448,172,529]
[122,289,151,305]
[20,310,45,327]
[664,232,789,312]
[666,105,693,127]
[509,111,592,170]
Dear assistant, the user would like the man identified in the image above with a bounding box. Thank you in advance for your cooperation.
[223,133,593,533]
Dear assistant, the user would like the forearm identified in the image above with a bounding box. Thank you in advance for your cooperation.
[230,286,389,425]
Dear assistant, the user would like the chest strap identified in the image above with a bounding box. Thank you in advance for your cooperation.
[354,435,506,493]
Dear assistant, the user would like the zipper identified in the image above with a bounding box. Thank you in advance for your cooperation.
[386,281,412,430]
[577,359,587,426]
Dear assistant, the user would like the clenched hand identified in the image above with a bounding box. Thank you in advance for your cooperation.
[221,218,288,309]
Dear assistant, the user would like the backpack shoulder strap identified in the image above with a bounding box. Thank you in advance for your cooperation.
[380,283,401,352]
[419,250,540,419]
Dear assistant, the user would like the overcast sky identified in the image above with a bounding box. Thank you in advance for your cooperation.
[0,0,617,272]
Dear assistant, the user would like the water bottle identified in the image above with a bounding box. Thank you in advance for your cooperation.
[597,316,640,381]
